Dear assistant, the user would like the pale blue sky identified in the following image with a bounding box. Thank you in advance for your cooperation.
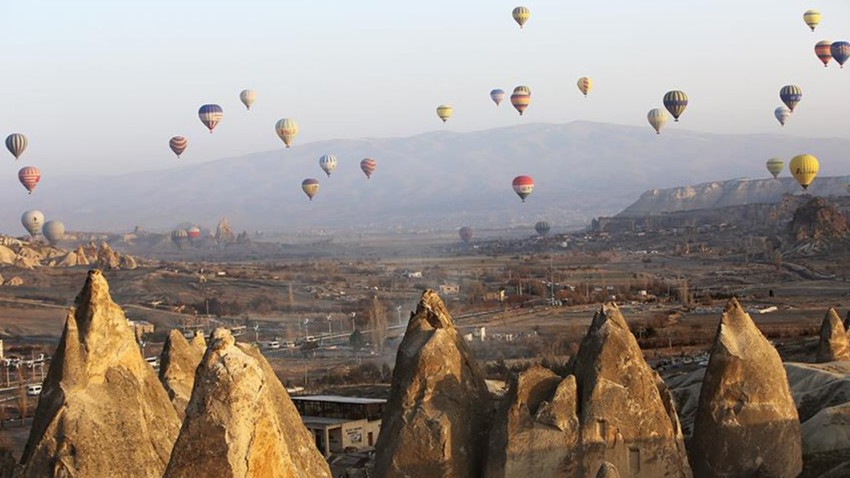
[1,0,849,175]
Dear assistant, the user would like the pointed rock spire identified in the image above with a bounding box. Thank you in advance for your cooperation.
[817,308,850,362]
[159,329,204,418]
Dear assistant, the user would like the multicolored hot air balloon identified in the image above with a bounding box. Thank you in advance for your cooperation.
[21,210,44,237]
[436,104,453,123]
[789,154,819,191]
[18,167,40,194]
[663,91,688,122]
[815,40,833,67]
[240,89,256,110]
[169,136,188,158]
[512,6,530,29]
[535,221,551,236]
[198,104,223,133]
[360,158,376,179]
[42,221,65,246]
[319,154,338,177]
[804,9,821,32]
[459,227,473,244]
[187,226,201,240]
[577,77,593,97]
[275,118,298,148]
[511,86,531,116]
[490,89,506,106]
[775,106,792,127]
[831,41,850,68]
[302,178,319,201]
[171,229,188,247]
[5,134,28,160]
[647,108,668,135]
[766,158,784,179]
[512,175,534,202]
[780,85,802,112]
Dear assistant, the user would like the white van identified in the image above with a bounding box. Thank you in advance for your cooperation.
[145,356,160,368]
[259,340,280,350]
[27,384,42,396]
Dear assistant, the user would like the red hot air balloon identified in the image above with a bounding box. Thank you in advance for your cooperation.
[18,166,40,194]
[512,175,534,202]
[459,227,473,243]
[815,40,833,67]
[360,158,376,179]
[187,226,201,239]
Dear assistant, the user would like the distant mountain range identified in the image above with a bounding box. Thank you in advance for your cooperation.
[2,121,849,234]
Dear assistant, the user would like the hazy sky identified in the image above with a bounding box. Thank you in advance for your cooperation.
[2,0,849,175]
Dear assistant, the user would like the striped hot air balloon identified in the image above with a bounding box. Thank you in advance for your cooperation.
[511,86,531,116]
[490,89,506,106]
[766,158,784,179]
[535,221,551,236]
[436,105,453,123]
[831,41,850,68]
[577,77,593,97]
[360,158,376,179]
[790,154,819,190]
[319,154,338,177]
[275,118,298,148]
[774,106,791,127]
[18,166,40,194]
[512,175,534,202]
[815,40,833,67]
[5,134,28,160]
[647,108,668,134]
[198,104,223,133]
[804,9,821,32]
[240,89,256,110]
[459,227,473,244]
[302,178,320,201]
[780,85,802,112]
[169,136,188,158]
[663,91,688,122]
[512,6,530,29]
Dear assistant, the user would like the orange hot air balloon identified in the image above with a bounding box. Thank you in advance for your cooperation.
[512,175,534,202]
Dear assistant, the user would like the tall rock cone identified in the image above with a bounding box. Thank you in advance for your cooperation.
[817,308,850,362]
[373,290,492,478]
[571,303,692,477]
[164,328,331,478]
[159,329,204,419]
[19,269,181,477]
[690,298,802,477]
[73,245,89,266]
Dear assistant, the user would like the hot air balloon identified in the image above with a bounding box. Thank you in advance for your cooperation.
[42,221,65,246]
[804,9,821,32]
[275,118,298,148]
[18,167,40,194]
[240,89,256,110]
[789,154,819,191]
[780,85,802,112]
[459,227,473,244]
[512,176,534,202]
[187,226,201,240]
[436,105,453,123]
[577,77,593,97]
[512,6,530,29]
[360,158,376,179]
[663,91,688,122]
[815,40,833,67]
[5,134,28,160]
[21,210,44,237]
[511,86,531,116]
[774,106,792,126]
[169,136,188,158]
[171,229,188,247]
[831,41,850,68]
[647,108,668,135]
[319,154,338,177]
[535,221,551,236]
[198,104,223,133]
[490,89,506,106]
[766,158,784,179]
[302,178,319,201]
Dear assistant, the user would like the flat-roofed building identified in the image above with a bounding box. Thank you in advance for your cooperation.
[292,395,386,458]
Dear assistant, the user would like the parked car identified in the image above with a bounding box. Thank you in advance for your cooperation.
[26,384,42,396]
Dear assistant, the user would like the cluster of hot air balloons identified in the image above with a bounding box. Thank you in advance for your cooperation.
[20,209,65,245]
[765,154,821,191]
[4,133,43,195]
[168,89,259,160]
[646,91,688,135]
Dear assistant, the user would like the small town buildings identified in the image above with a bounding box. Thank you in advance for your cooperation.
[292,395,386,457]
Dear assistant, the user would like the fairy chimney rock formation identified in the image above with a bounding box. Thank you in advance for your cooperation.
[159,329,205,418]
[373,289,492,478]
[18,269,181,477]
[690,298,802,478]
[817,308,850,362]
[215,218,235,243]
[570,302,692,478]
[73,245,89,265]
[164,328,331,478]
[191,331,207,351]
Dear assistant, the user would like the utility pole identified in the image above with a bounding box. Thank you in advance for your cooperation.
[396,306,402,326]
[327,314,333,335]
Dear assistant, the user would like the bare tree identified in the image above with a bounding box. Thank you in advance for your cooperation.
[368,296,388,353]
[16,368,26,427]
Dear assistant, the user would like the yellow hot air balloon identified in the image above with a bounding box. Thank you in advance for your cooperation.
[436,104,453,123]
[789,154,819,190]
[512,6,530,29]
[804,9,821,32]
[577,77,593,97]
[275,118,298,148]
[766,158,784,179]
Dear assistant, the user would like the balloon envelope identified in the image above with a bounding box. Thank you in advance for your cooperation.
[187,226,201,239]
[18,166,40,194]
[436,105,453,123]
[240,89,256,110]
[535,221,551,236]
[490,89,506,106]
[169,136,188,158]
[510,86,531,115]
[831,41,850,68]
[459,227,473,243]
[21,210,44,236]
[42,221,65,246]
[789,154,819,190]
[5,134,28,160]
[512,6,530,28]
[647,108,668,134]
[766,158,784,179]
[198,104,223,132]
[319,154,338,177]
[815,40,833,66]
[804,9,821,31]
[577,77,592,97]
[360,158,376,179]
[512,175,534,202]
[302,178,319,200]
[275,119,299,148]
[663,91,688,121]
[774,106,791,127]
[780,85,802,112]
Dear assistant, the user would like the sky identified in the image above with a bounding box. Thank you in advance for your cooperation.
[1,0,850,176]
